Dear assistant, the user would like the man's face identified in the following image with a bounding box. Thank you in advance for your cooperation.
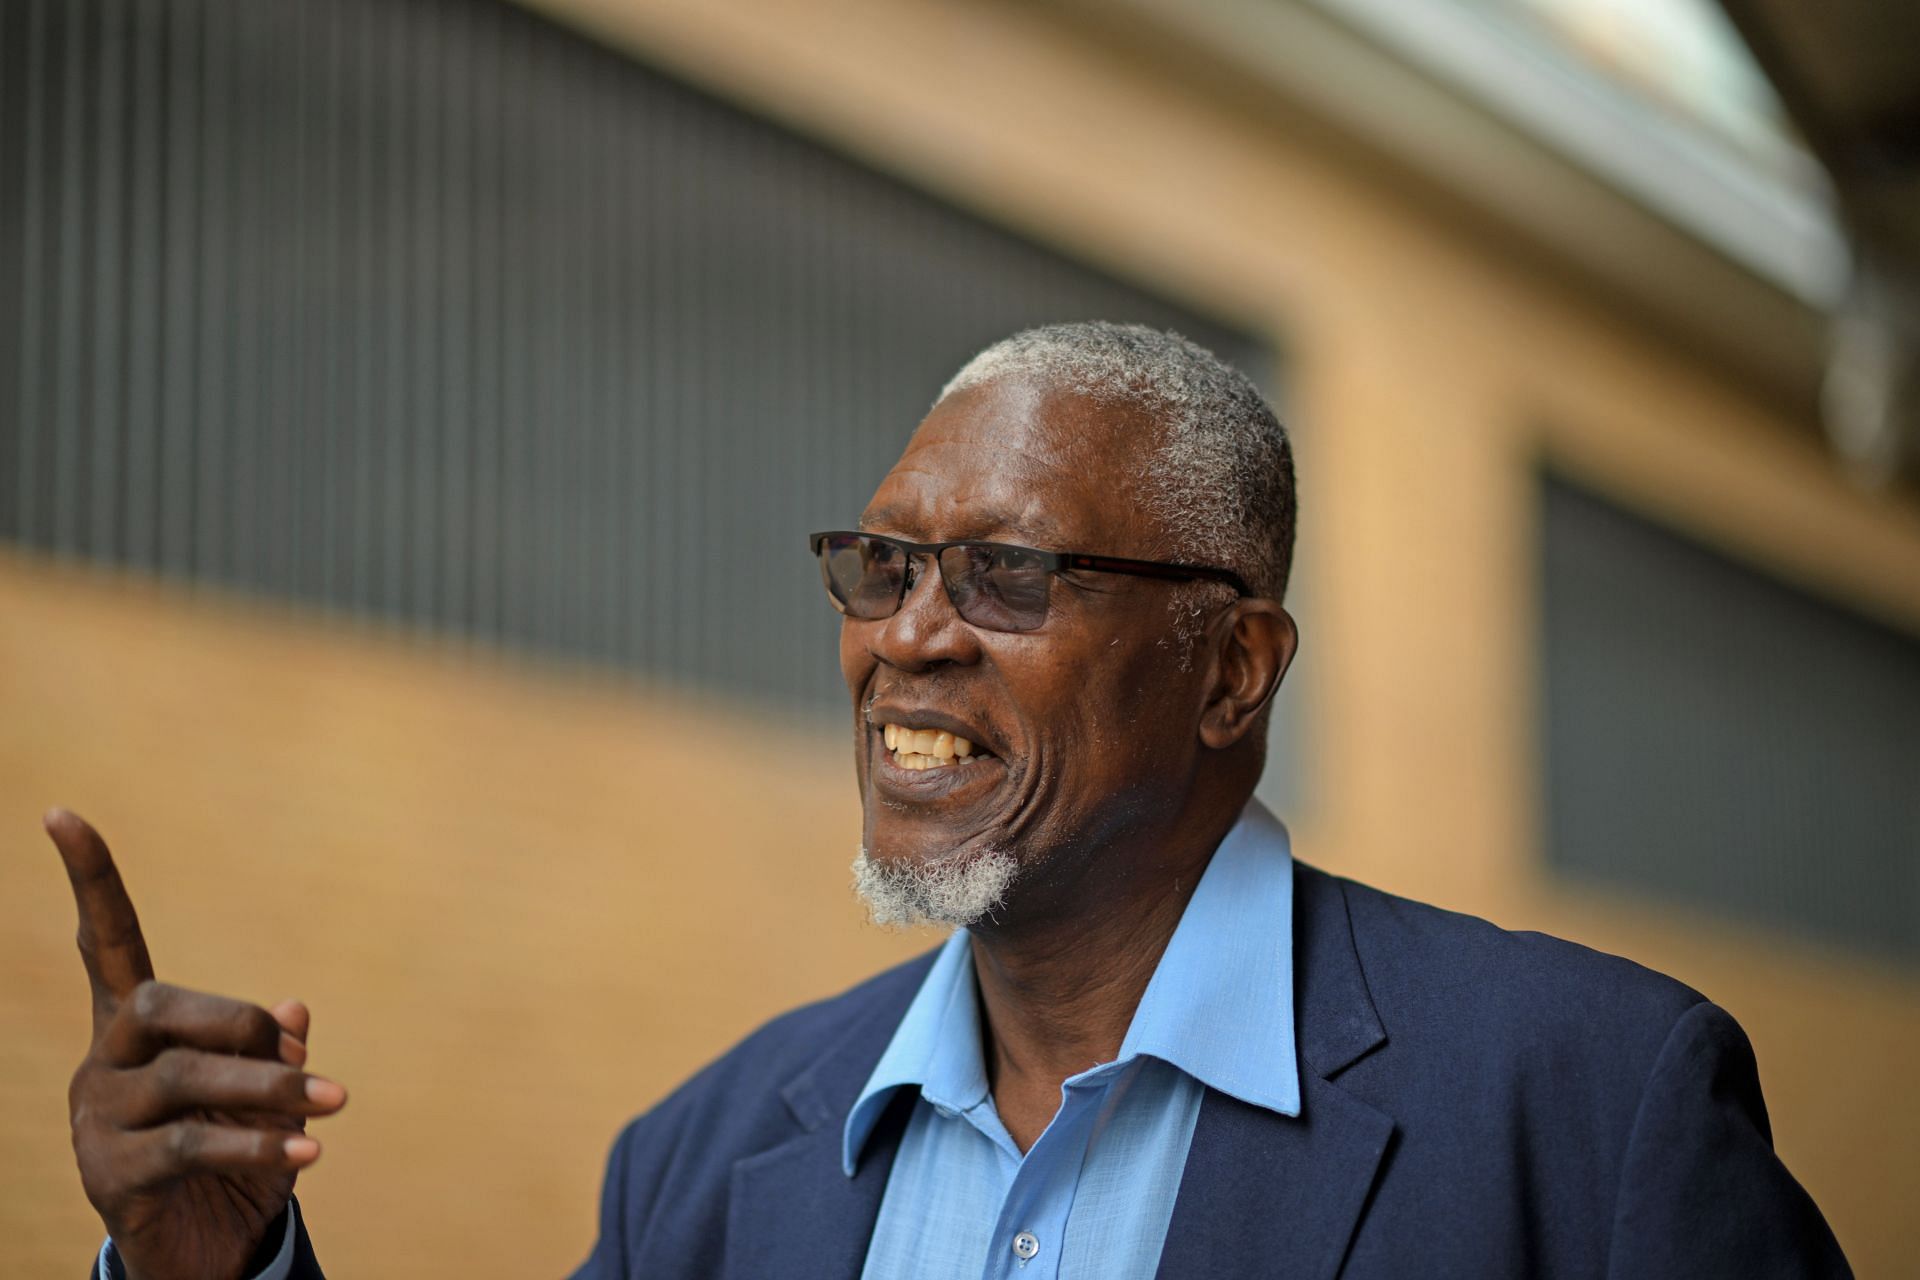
[842,375,1214,913]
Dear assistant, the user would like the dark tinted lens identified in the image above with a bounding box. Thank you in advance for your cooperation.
[941,543,1052,631]
[819,534,907,619]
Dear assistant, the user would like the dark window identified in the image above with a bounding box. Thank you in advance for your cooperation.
[1539,472,1920,960]
[0,0,1274,718]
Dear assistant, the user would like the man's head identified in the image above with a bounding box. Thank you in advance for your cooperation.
[839,322,1298,930]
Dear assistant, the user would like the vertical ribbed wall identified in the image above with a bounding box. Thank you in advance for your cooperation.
[0,0,1270,712]
[1540,473,1920,958]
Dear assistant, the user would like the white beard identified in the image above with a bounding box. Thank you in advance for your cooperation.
[850,844,1018,929]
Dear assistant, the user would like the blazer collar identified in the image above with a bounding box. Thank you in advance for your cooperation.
[1155,862,1394,1280]
[722,953,932,1280]
[729,860,1392,1280]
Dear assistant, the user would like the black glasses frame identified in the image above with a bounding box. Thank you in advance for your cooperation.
[808,530,1250,628]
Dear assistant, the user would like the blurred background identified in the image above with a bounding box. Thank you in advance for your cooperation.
[3,0,1917,1273]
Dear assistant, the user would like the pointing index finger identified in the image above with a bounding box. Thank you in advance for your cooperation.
[44,808,156,1015]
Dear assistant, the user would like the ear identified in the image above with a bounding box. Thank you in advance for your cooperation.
[1199,601,1297,750]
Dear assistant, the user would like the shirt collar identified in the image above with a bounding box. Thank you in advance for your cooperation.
[841,799,1299,1174]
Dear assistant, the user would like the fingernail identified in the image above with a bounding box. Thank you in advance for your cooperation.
[305,1077,347,1108]
[280,1033,307,1066]
[284,1136,321,1164]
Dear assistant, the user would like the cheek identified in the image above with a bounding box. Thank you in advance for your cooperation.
[839,622,872,694]
[1008,639,1138,783]
[1073,644,1200,771]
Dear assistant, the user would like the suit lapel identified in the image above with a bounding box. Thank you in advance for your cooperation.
[723,1095,910,1280]
[722,960,931,1280]
[1158,864,1396,1280]
[1159,1074,1394,1280]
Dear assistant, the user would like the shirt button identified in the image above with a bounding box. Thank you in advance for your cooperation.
[1012,1231,1040,1261]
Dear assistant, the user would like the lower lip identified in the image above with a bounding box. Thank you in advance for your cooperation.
[870,734,1006,802]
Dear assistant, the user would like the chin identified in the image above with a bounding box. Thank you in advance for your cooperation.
[851,836,1021,930]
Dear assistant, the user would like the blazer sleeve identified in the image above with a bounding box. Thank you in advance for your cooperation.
[1605,1001,1851,1279]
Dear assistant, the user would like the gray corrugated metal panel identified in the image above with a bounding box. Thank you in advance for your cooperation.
[188,0,227,581]
[156,0,199,578]
[1,0,33,546]
[1540,472,1920,961]
[344,0,378,617]
[276,0,313,604]
[1,0,1273,725]
[0,0,18,545]
[14,0,54,548]
[121,0,163,571]
[47,0,88,556]
[223,0,262,593]
[84,0,126,560]
[313,0,350,610]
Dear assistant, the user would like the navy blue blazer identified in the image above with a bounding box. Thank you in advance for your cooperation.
[108,861,1850,1278]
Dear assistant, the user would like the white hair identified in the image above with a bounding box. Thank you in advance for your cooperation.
[851,844,1019,929]
[938,321,1297,600]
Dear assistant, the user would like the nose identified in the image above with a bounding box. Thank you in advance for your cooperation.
[865,551,984,673]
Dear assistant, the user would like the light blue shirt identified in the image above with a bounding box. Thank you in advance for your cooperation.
[845,800,1300,1279]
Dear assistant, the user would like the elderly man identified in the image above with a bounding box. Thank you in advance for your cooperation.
[54,323,1846,1278]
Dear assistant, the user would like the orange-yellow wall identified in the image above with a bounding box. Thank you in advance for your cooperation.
[0,556,936,1276]
[7,0,1920,1275]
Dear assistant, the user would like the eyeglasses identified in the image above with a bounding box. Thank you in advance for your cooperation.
[809,530,1250,633]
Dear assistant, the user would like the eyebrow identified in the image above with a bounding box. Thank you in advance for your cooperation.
[858,505,1071,548]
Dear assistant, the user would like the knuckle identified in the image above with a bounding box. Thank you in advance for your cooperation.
[68,1057,112,1117]
[274,1065,305,1106]
[128,979,166,1023]
[241,1005,279,1052]
[150,1047,189,1098]
[167,1122,201,1166]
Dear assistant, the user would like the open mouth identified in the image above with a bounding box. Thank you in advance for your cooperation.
[879,722,994,771]
[865,707,1006,799]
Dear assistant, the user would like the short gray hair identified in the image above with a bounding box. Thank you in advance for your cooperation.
[938,321,1296,599]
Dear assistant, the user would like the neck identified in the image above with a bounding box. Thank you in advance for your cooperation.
[965,792,1242,1147]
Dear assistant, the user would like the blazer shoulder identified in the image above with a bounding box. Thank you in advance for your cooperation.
[1306,863,1709,1075]
[576,950,940,1275]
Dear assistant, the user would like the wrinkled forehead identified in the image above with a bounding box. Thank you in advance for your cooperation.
[860,376,1167,554]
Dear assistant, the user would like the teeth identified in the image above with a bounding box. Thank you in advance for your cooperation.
[881,723,985,769]
[890,749,975,770]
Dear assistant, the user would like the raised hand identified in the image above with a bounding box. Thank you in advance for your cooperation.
[47,809,348,1280]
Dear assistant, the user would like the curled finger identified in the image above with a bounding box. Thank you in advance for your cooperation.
[116,1048,347,1129]
[121,1120,322,1186]
[100,981,286,1067]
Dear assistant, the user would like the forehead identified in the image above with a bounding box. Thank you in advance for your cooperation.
[861,376,1164,552]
